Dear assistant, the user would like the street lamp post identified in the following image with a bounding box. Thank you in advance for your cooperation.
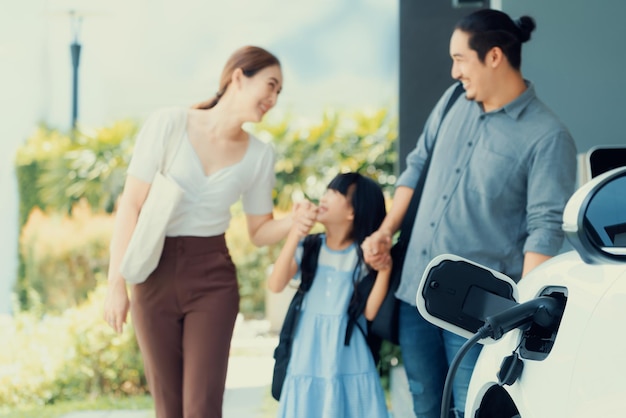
[69,10,82,130]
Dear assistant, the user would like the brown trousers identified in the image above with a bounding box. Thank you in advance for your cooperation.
[131,235,239,418]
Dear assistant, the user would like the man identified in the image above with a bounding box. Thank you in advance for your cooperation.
[364,9,577,418]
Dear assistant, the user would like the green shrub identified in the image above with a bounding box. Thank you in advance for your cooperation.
[18,202,114,312]
[14,126,71,226]
[0,285,145,408]
[51,286,146,401]
[253,108,398,210]
[14,120,138,223]
[14,108,397,223]
[14,121,138,311]
[378,340,403,390]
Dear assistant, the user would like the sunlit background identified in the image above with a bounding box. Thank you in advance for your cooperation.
[0,0,399,315]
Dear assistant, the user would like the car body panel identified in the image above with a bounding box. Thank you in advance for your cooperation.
[466,251,626,417]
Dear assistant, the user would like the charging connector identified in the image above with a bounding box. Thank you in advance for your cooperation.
[440,295,566,418]
[484,295,565,340]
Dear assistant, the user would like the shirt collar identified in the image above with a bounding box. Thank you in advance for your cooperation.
[480,80,536,120]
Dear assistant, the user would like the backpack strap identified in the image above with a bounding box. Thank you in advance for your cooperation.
[299,233,322,293]
[345,271,374,344]
[275,233,322,361]
[344,270,383,364]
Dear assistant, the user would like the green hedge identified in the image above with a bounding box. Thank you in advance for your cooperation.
[14,109,397,221]
[14,121,138,226]
[18,204,113,312]
[254,108,398,210]
[0,285,146,408]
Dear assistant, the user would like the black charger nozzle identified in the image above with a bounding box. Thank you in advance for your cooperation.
[484,295,564,340]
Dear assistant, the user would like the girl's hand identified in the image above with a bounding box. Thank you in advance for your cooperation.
[377,257,393,274]
[268,201,315,293]
[103,279,130,334]
[362,230,392,270]
[292,200,318,238]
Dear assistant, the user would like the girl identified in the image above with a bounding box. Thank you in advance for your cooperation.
[268,172,391,418]
[103,46,316,418]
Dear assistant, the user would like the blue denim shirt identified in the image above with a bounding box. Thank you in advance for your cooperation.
[396,82,577,305]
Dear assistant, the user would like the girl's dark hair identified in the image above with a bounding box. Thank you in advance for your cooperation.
[192,45,281,110]
[455,9,535,70]
[327,172,386,303]
[327,172,386,262]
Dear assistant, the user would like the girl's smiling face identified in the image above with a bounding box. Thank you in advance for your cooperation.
[317,187,354,226]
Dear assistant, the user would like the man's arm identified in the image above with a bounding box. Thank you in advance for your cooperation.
[522,131,577,278]
[521,251,552,277]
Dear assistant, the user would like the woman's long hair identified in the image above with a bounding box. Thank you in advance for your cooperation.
[192,45,280,109]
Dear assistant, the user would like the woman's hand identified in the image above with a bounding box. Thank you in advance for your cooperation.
[103,279,130,334]
[103,175,148,333]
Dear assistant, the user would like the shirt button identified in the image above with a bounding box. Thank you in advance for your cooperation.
[443,195,448,200]
[468,142,473,147]
[455,168,461,174]
[422,250,427,255]
[430,222,435,227]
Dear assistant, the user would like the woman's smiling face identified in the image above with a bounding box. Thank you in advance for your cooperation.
[239,64,282,122]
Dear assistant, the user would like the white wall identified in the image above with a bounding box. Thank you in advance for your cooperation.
[0,2,49,314]
[0,0,398,314]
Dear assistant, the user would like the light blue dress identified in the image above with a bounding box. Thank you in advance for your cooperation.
[277,235,389,418]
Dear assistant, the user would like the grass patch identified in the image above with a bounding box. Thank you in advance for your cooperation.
[0,390,279,418]
[0,395,154,418]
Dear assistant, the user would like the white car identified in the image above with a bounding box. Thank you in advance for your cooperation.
[416,166,626,418]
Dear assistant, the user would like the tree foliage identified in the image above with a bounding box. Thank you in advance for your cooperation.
[15,109,397,219]
[0,286,146,408]
[254,109,398,210]
[14,120,138,225]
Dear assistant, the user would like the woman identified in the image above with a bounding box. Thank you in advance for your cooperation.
[103,45,315,418]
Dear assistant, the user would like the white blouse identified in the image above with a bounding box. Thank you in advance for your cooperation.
[127,107,276,237]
